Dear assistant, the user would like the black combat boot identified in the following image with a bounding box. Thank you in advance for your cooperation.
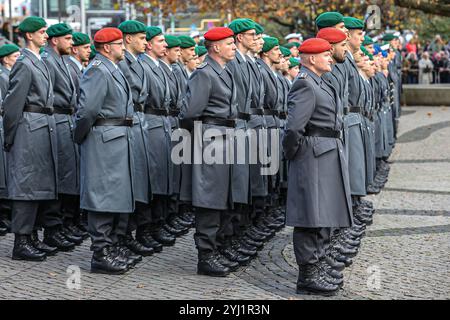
[12,234,47,261]
[124,233,154,256]
[91,246,129,275]
[318,258,343,279]
[30,231,58,256]
[61,225,83,245]
[135,228,163,253]
[152,227,176,246]
[197,252,230,277]
[219,246,251,266]
[44,226,76,251]
[215,252,239,272]
[296,264,339,296]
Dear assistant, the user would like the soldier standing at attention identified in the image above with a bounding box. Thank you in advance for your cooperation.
[3,17,59,261]
[66,32,92,101]
[283,38,352,295]
[74,27,136,274]
[180,27,239,277]
[0,43,21,236]
[117,20,157,258]
[42,23,82,251]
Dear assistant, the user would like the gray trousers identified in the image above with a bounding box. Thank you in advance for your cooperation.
[11,200,59,235]
[194,207,221,257]
[87,211,129,252]
[127,201,152,233]
[148,195,168,232]
[60,194,80,222]
[293,227,331,266]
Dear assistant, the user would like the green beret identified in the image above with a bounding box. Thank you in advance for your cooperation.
[360,45,370,56]
[165,35,181,48]
[362,35,374,46]
[280,46,291,57]
[196,45,207,57]
[229,18,256,35]
[18,16,46,33]
[316,12,344,28]
[89,44,96,60]
[288,57,300,69]
[72,32,90,46]
[254,23,264,35]
[178,35,196,48]
[262,37,279,53]
[382,33,398,41]
[284,42,300,49]
[46,23,73,38]
[39,46,45,55]
[343,17,364,30]
[0,44,20,58]
[118,20,147,34]
[146,26,163,41]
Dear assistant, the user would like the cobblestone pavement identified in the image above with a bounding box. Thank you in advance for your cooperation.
[0,106,449,300]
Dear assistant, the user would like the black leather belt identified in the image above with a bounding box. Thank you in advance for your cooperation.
[94,118,133,127]
[237,112,250,121]
[279,112,287,120]
[263,109,279,116]
[23,105,54,115]
[169,110,180,117]
[200,116,236,128]
[348,106,362,114]
[145,109,168,116]
[249,108,264,116]
[53,106,75,115]
[305,125,342,139]
[134,103,144,113]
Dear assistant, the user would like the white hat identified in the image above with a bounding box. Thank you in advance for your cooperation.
[285,33,302,41]
[190,31,200,38]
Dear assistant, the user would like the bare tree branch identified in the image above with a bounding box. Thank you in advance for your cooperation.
[394,0,450,17]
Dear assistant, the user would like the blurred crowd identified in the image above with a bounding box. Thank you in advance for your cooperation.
[401,34,450,84]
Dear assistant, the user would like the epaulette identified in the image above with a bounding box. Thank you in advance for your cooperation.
[91,60,102,67]
[298,72,307,79]
[40,51,48,58]
[197,62,208,69]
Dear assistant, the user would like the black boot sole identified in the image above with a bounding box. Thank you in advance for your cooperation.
[197,270,230,277]
[91,267,128,275]
[12,255,46,262]
[296,287,339,296]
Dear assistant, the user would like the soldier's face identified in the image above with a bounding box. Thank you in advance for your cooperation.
[334,22,348,36]
[165,47,181,64]
[290,47,299,57]
[28,27,48,47]
[127,32,147,55]
[55,34,73,55]
[148,35,167,59]
[366,44,374,55]
[288,65,300,79]
[73,43,91,63]
[238,29,257,51]
[187,55,199,72]
[256,35,264,53]
[106,40,125,62]
[313,51,333,73]
[3,51,20,67]
[268,46,281,64]
[332,40,347,63]
[348,29,364,51]
[180,47,196,64]
[216,37,236,62]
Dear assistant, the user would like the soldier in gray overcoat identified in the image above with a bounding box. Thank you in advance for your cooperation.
[283,39,352,295]
[74,27,136,275]
[3,17,59,261]
[117,20,160,257]
[139,27,176,247]
[42,23,81,250]
[180,27,240,277]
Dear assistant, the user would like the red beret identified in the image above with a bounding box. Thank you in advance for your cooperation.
[94,27,123,43]
[316,27,347,44]
[299,38,332,54]
[204,27,234,41]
